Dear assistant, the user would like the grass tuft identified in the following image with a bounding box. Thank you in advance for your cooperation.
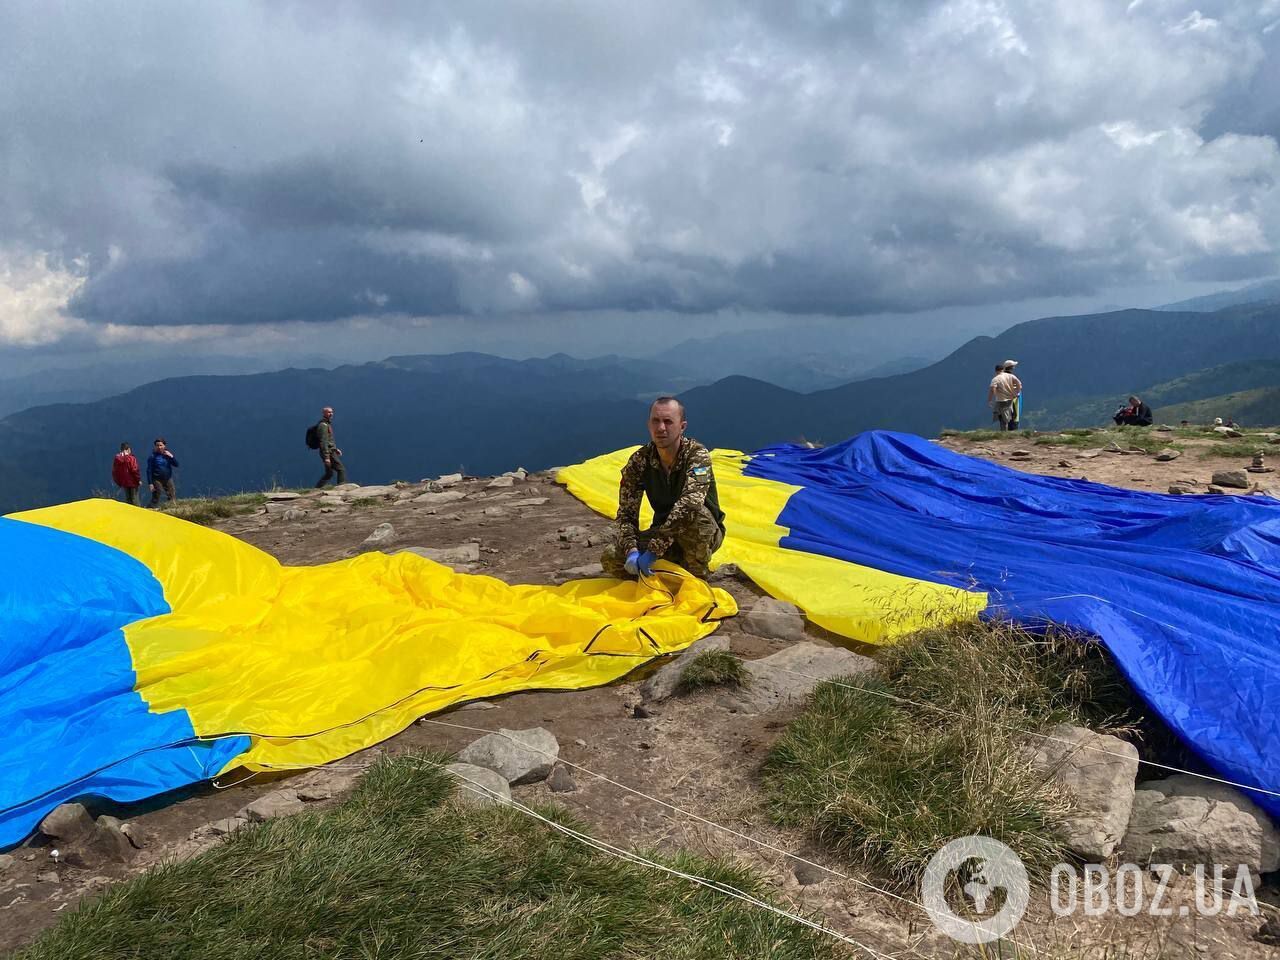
[677,650,749,693]
[762,620,1137,887]
[16,753,841,960]
[160,493,267,526]
[349,496,379,508]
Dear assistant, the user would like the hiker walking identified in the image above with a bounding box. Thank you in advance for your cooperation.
[312,406,347,487]
[146,438,179,507]
[111,442,142,506]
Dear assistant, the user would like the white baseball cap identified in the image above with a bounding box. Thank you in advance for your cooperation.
[1001,359,1019,368]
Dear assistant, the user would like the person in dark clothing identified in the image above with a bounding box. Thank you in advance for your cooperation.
[112,442,142,506]
[314,406,347,487]
[1113,395,1154,427]
[600,396,726,580]
[146,438,180,507]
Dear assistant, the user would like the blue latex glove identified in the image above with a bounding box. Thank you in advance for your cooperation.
[623,549,641,576]
[636,551,658,577]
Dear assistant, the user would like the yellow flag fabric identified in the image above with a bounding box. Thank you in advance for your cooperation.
[557,448,983,644]
[11,500,735,778]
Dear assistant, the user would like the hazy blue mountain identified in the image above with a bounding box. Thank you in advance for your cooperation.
[0,354,668,513]
[1156,277,1280,313]
[5,305,1278,514]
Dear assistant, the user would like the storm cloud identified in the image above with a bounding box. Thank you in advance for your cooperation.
[2,0,1279,343]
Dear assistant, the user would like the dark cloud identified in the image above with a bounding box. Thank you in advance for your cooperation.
[1,0,1278,342]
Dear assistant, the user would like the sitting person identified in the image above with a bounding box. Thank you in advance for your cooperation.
[1113,395,1154,427]
[601,396,726,581]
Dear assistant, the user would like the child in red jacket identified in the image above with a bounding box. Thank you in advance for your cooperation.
[112,442,142,506]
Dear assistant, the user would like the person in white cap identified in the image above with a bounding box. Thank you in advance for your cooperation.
[987,360,1022,431]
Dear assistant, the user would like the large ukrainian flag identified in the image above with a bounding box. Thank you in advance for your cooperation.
[0,501,734,848]
[561,430,1280,818]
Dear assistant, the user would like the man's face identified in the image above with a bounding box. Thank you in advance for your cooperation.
[323,408,334,421]
[154,441,165,453]
[648,401,686,451]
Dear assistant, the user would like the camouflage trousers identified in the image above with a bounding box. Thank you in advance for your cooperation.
[600,506,726,580]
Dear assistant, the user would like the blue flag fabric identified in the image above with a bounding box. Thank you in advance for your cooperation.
[745,431,1280,815]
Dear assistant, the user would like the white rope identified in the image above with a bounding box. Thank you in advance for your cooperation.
[430,757,898,960]
[412,715,1039,953]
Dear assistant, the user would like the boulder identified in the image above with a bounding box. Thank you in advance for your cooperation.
[436,473,464,486]
[640,634,732,702]
[283,507,306,521]
[240,789,307,823]
[1077,449,1102,459]
[555,562,605,584]
[1154,449,1181,462]
[1207,485,1227,495]
[1023,724,1139,860]
[1211,470,1250,489]
[333,483,361,492]
[1008,450,1033,460]
[719,642,875,713]
[487,476,515,488]
[1168,484,1196,495]
[195,817,247,839]
[445,763,511,807]
[39,803,95,842]
[266,491,303,501]
[1155,425,1173,432]
[1119,774,1280,874]
[0,853,15,875]
[77,818,136,865]
[1214,426,1244,438]
[398,543,481,566]
[558,525,591,543]
[547,764,577,793]
[505,497,549,508]
[359,522,396,550]
[413,490,467,505]
[344,484,398,499]
[483,507,507,517]
[457,727,559,785]
[743,597,806,642]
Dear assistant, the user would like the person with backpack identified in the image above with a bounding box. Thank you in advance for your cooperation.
[111,442,142,506]
[310,406,347,487]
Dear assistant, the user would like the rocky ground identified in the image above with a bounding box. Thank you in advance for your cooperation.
[4,441,1280,958]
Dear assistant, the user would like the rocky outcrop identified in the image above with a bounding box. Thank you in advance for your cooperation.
[457,727,559,785]
[742,597,806,642]
[718,642,874,713]
[1119,774,1280,874]
[1211,470,1250,489]
[640,634,732,702]
[445,763,512,807]
[1024,724,1139,860]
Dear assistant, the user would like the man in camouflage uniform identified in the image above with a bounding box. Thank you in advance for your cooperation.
[601,396,726,580]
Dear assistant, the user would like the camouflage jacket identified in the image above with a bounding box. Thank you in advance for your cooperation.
[615,437,724,558]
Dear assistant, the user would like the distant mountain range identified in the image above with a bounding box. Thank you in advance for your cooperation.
[676,303,1280,449]
[1,303,1278,514]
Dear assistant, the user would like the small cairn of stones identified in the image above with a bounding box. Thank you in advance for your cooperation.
[1247,451,1273,474]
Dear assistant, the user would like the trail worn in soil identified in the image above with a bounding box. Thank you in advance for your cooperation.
[4,440,1278,958]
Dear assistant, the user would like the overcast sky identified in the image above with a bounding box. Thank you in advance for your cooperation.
[2,0,1278,375]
